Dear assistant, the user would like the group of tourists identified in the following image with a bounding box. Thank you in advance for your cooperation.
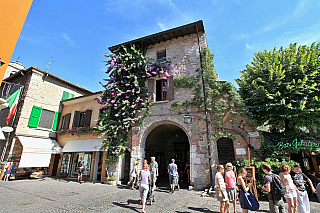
[215,162,317,213]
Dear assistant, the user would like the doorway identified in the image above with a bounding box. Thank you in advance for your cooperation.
[217,137,235,165]
[145,123,190,188]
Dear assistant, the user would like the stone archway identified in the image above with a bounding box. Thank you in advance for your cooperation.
[143,121,190,188]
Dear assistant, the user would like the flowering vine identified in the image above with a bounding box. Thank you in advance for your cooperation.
[95,45,175,162]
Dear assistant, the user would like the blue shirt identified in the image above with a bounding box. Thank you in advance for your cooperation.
[167,163,177,176]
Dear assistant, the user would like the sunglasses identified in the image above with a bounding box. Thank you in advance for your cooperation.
[226,165,232,167]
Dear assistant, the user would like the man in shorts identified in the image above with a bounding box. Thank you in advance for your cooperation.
[168,159,178,193]
[78,157,85,184]
[150,157,158,191]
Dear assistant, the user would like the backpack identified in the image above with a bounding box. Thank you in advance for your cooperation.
[271,174,286,200]
[78,161,82,167]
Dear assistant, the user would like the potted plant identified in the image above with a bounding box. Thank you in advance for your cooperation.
[104,176,116,185]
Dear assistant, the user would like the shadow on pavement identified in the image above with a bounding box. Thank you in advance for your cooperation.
[187,207,219,213]
[112,201,140,212]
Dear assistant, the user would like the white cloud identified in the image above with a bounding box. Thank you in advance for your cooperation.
[245,44,253,50]
[294,0,308,17]
[62,33,75,46]
[158,22,166,31]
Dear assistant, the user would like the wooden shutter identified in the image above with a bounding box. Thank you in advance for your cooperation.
[148,79,155,102]
[167,75,174,100]
[72,111,80,128]
[52,112,61,131]
[62,113,71,130]
[28,106,42,127]
[84,110,92,127]
[62,91,70,100]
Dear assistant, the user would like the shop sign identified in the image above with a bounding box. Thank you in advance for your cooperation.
[277,139,320,150]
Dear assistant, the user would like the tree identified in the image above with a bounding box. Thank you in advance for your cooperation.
[236,42,320,133]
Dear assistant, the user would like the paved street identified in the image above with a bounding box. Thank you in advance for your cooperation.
[1,178,320,213]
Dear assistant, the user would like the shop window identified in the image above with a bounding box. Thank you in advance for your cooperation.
[60,113,71,130]
[70,152,92,178]
[156,79,167,101]
[60,153,71,175]
[157,50,166,62]
[72,109,92,128]
[28,106,60,130]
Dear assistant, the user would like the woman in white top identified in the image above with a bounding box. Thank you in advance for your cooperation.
[215,164,229,213]
[279,164,302,213]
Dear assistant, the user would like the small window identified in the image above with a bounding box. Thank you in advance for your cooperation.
[156,79,167,101]
[38,109,55,129]
[157,51,166,62]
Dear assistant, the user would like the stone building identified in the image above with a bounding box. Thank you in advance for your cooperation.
[0,66,92,176]
[109,20,261,189]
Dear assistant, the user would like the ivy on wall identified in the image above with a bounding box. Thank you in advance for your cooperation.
[172,47,244,140]
[95,45,176,162]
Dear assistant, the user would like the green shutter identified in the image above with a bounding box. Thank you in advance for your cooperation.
[52,112,61,131]
[62,91,69,100]
[70,93,75,98]
[28,106,42,127]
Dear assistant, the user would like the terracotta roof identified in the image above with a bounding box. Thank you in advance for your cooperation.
[109,20,205,52]
[4,66,92,94]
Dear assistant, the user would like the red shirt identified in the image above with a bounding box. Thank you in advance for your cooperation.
[225,171,236,188]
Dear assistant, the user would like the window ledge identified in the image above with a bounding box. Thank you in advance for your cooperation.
[35,127,54,132]
[152,100,170,104]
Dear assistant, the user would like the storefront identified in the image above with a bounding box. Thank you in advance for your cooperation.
[9,136,62,179]
[57,139,106,182]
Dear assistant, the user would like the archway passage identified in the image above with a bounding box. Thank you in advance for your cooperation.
[217,137,235,165]
[145,123,190,189]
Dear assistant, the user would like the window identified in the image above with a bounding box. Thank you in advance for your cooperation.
[157,51,166,62]
[60,113,71,130]
[28,106,60,130]
[62,91,75,100]
[38,109,55,129]
[148,76,174,102]
[156,79,167,101]
[72,110,92,128]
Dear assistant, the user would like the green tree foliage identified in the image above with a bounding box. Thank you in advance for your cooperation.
[236,42,320,133]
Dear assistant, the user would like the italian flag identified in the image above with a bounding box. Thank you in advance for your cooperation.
[6,88,22,125]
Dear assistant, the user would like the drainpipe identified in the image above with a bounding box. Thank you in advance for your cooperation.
[196,24,214,186]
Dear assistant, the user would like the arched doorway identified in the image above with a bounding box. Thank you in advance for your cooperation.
[217,137,235,165]
[145,123,190,188]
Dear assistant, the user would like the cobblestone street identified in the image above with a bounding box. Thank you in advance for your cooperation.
[1,178,320,213]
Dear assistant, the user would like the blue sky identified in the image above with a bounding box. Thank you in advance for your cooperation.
[11,0,320,92]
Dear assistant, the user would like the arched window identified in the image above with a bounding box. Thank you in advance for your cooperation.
[217,137,235,165]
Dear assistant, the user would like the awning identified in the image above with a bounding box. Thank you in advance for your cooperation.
[17,136,62,168]
[62,139,104,152]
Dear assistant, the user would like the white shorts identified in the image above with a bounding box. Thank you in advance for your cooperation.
[285,189,297,198]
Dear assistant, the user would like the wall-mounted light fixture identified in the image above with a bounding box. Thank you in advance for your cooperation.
[184,114,191,124]
[0,59,5,67]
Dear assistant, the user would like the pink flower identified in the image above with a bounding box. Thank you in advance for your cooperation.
[174,69,178,74]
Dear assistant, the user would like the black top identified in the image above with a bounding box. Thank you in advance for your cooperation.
[290,171,309,191]
[307,174,320,188]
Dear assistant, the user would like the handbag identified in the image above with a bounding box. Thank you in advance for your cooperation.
[238,185,260,211]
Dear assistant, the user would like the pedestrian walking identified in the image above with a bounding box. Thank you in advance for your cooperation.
[168,159,178,193]
[237,168,253,213]
[225,162,237,213]
[185,162,190,182]
[261,163,285,213]
[150,157,158,191]
[215,164,230,213]
[279,164,301,213]
[139,163,151,213]
[290,164,316,213]
[3,162,13,181]
[77,157,85,183]
[131,158,141,190]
